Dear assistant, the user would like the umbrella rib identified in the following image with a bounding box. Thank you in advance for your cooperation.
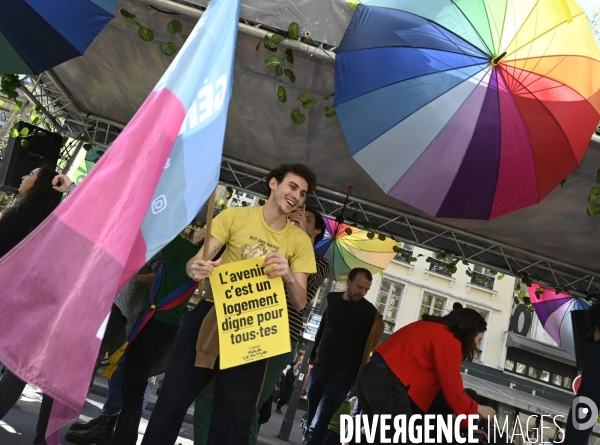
[449,0,494,55]
[500,67,580,169]
[503,11,587,60]
[496,68,539,199]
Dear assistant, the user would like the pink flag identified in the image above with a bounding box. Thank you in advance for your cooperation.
[0,0,240,442]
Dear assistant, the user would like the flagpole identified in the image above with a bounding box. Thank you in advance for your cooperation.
[199,188,217,293]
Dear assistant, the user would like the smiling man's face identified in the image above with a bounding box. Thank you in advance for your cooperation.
[269,173,308,215]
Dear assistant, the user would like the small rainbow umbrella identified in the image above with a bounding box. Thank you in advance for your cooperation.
[334,0,600,219]
[528,284,591,356]
[314,217,399,280]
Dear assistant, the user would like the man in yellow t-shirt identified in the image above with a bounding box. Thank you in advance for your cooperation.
[142,164,318,445]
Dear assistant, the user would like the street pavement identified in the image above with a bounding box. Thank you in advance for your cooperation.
[0,382,305,445]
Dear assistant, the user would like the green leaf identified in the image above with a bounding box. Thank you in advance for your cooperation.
[20,127,29,136]
[167,20,183,35]
[489,269,498,275]
[345,228,353,236]
[497,274,505,280]
[324,104,336,118]
[120,9,136,18]
[290,109,306,124]
[138,27,154,41]
[366,232,375,239]
[226,186,233,193]
[275,66,283,77]
[14,101,22,111]
[450,265,458,274]
[284,69,296,83]
[462,261,469,265]
[126,17,141,27]
[518,290,527,298]
[0,100,4,106]
[258,199,266,206]
[347,0,360,10]
[262,36,277,51]
[417,254,424,257]
[392,246,401,253]
[160,42,177,56]
[285,48,294,64]
[265,56,281,66]
[378,234,386,241]
[323,92,334,100]
[271,33,286,44]
[44,123,51,131]
[255,40,261,51]
[466,269,473,277]
[514,297,519,305]
[31,116,40,125]
[588,187,600,202]
[302,98,317,109]
[296,91,311,103]
[83,143,93,151]
[587,202,600,217]
[426,257,433,263]
[181,34,189,40]
[410,257,417,262]
[10,128,19,138]
[277,86,287,103]
[523,296,531,305]
[527,306,535,312]
[20,139,28,148]
[288,22,299,40]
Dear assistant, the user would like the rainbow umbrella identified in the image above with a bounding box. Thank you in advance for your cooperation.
[0,0,117,75]
[314,217,399,280]
[335,0,600,219]
[528,284,591,356]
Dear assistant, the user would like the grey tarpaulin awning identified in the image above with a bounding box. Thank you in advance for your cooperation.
[507,333,577,366]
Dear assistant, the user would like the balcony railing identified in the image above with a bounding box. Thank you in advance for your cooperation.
[471,271,495,290]
[429,259,453,277]
[394,249,412,263]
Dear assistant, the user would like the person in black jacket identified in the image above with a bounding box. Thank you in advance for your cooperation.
[0,165,62,444]
[276,361,296,413]
[564,302,600,445]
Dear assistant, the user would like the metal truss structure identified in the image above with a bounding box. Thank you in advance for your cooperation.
[3,0,599,298]
[219,157,600,298]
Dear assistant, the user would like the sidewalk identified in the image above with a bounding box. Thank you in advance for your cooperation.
[90,376,305,445]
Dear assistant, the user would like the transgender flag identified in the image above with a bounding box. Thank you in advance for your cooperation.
[0,0,240,442]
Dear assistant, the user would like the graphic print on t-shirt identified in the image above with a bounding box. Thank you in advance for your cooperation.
[240,235,280,260]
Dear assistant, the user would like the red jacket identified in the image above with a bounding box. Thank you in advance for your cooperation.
[376,320,478,417]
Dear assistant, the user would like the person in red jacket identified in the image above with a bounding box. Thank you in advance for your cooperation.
[356,308,496,444]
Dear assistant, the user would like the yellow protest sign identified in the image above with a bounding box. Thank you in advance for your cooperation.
[210,256,290,369]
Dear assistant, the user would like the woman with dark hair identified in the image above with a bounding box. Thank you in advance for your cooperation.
[0,165,63,257]
[0,165,63,444]
[355,308,496,444]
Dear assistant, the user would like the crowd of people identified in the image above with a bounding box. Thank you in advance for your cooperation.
[0,162,599,445]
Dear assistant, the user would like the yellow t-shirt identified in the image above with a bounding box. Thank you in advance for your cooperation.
[211,206,316,275]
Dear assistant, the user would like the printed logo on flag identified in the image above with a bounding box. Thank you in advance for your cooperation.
[151,195,168,214]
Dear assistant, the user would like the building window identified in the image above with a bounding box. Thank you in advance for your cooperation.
[376,279,404,334]
[551,374,563,386]
[515,363,527,375]
[420,293,446,317]
[471,265,495,290]
[528,366,540,379]
[563,376,573,390]
[504,359,515,371]
[540,370,551,382]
